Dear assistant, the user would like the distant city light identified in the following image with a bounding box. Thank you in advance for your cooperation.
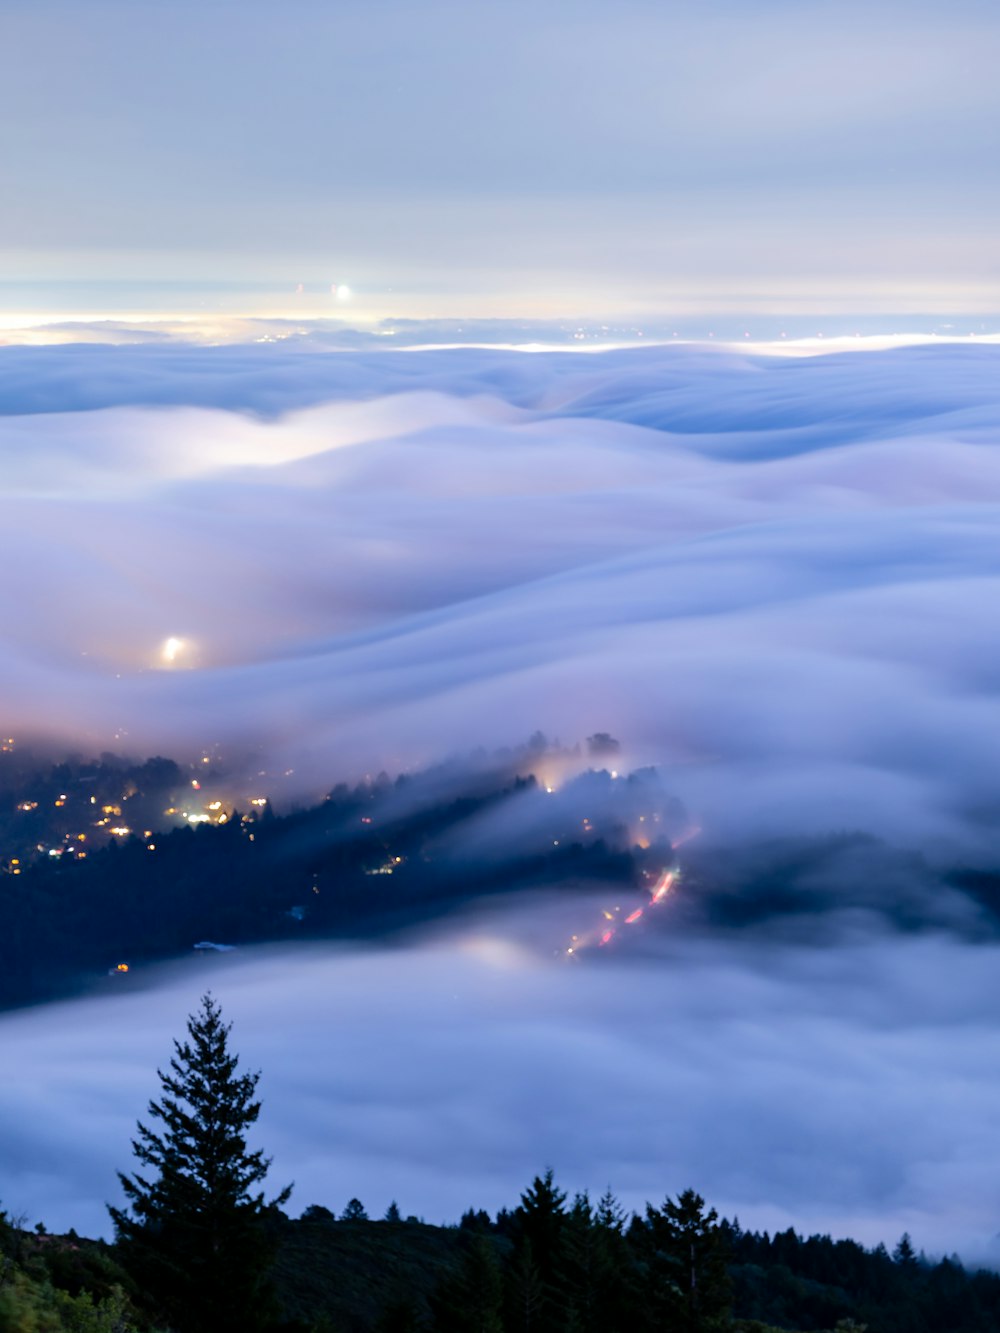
[161,636,186,666]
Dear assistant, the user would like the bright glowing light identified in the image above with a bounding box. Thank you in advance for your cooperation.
[161,636,186,666]
[625,908,643,924]
[335,284,352,302]
[651,871,675,904]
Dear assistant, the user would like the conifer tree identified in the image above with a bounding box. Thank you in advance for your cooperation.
[643,1188,731,1332]
[515,1170,567,1285]
[430,1234,504,1333]
[508,1171,570,1331]
[893,1232,919,1268]
[564,1188,641,1333]
[505,1239,545,1333]
[108,993,291,1333]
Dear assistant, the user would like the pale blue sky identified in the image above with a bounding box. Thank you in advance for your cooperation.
[1,0,997,319]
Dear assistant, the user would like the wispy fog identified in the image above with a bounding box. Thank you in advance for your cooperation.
[1,342,1000,852]
[2,915,1000,1260]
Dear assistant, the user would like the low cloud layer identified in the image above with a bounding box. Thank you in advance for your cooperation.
[1,341,999,852]
[3,342,1000,1256]
[2,919,1000,1261]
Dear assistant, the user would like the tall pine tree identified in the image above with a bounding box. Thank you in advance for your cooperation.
[643,1188,731,1332]
[108,993,291,1333]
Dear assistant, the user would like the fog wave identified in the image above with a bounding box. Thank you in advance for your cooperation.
[1,341,999,848]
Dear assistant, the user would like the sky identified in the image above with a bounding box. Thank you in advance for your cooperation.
[2,0,999,325]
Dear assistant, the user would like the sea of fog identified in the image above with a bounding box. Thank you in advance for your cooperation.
[3,338,1000,1256]
[2,906,1000,1261]
[1,339,1000,850]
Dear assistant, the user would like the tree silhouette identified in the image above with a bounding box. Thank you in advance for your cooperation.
[508,1171,570,1330]
[108,993,291,1333]
[893,1232,919,1269]
[644,1188,731,1332]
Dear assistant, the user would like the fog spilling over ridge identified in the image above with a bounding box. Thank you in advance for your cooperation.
[3,340,1000,850]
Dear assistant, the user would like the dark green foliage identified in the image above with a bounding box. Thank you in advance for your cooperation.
[593,1187,627,1235]
[503,1240,545,1333]
[642,1188,732,1332]
[108,993,291,1333]
[272,1211,460,1331]
[429,1234,505,1333]
[506,1171,569,1331]
[9,1163,1000,1333]
[0,1213,139,1332]
[562,1189,642,1333]
[374,1296,425,1332]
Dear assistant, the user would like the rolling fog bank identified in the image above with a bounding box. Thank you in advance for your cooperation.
[1,910,999,1264]
[0,341,999,855]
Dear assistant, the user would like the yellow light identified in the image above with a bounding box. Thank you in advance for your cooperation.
[161,636,185,665]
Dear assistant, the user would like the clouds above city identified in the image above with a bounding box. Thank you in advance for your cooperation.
[1,340,1000,852]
